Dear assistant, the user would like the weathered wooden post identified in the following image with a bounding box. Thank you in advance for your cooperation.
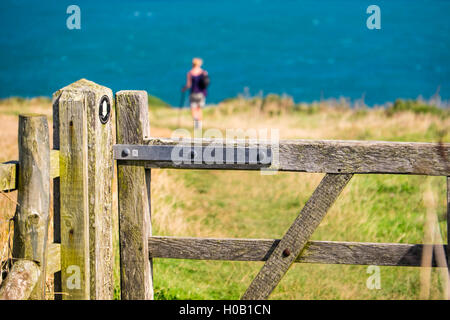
[0,115,50,300]
[53,79,114,299]
[116,91,153,299]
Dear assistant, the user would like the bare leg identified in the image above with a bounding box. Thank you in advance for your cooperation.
[190,106,197,120]
[196,107,203,121]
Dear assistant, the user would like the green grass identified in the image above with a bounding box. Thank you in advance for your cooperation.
[148,94,171,109]
[386,99,449,117]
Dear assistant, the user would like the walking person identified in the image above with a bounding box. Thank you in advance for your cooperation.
[182,58,209,129]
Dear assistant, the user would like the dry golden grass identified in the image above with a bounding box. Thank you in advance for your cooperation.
[159,98,449,142]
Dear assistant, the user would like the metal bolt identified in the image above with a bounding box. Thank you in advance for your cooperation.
[122,148,130,157]
[282,248,291,257]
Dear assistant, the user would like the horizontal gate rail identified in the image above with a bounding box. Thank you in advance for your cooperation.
[1,150,60,192]
[0,161,18,191]
[148,236,447,268]
[114,138,450,176]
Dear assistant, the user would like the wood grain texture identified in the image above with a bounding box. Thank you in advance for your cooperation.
[50,150,60,179]
[12,115,50,300]
[0,259,40,300]
[47,243,61,275]
[57,92,90,300]
[54,79,114,300]
[85,82,114,300]
[148,236,446,267]
[0,152,58,193]
[116,90,153,300]
[142,138,450,176]
[242,173,353,300]
[0,161,17,191]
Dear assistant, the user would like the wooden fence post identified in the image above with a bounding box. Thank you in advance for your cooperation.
[116,90,153,300]
[9,115,50,299]
[53,79,114,300]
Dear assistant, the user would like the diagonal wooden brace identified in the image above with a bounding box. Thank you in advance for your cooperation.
[242,173,353,300]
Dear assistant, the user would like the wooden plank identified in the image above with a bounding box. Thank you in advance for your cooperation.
[0,161,17,192]
[0,152,58,193]
[148,236,446,267]
[242,173,353,300]
[85,82,114,300]
[0,259,40,300]
[116,90,153,300]
[54,79,114,300]
[50,150,60,179]
[140,138,450,176]
[12,115,50,300]
[47,243,61,275]
[58,93,90,300]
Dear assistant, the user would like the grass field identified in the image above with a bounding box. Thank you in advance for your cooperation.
[0,95,449,299]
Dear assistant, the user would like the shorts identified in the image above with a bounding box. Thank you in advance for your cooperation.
[190,92,205,108]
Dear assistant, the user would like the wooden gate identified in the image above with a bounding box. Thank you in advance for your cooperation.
[113,88,450,300]
[1,79,449,300]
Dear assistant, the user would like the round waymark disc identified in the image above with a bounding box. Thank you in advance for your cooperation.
[99,95,111,124]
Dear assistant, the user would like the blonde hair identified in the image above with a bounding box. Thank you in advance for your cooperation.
[192,57,203,67]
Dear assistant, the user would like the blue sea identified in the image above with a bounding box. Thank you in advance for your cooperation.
[0,0,449,106]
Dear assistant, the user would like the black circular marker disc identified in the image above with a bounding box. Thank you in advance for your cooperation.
[99,95,111,124]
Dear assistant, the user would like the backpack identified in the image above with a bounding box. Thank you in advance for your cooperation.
[198,72,210,90]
